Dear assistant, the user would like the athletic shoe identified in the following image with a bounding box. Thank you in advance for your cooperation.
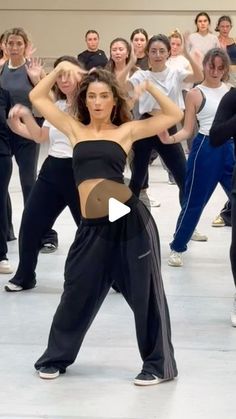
[139,191,161,208]
[4,282,23,292]
[0,260,14,274]
[191,229,208,242]
[40,243,57,254]
[212,215,225,227]
[38,366,60,379]
[168,251,183,267]
[134,372,171,386]
[231,294,236,327]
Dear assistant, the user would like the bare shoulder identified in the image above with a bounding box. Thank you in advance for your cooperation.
[185,87,203,106]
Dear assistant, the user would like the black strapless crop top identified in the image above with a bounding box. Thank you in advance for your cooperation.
[72,140,127,186]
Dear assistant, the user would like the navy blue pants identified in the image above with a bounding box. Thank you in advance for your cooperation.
[171,133,235,252]
[35,195,177,379]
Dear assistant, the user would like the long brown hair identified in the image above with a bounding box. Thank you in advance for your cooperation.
[72,68,132,125]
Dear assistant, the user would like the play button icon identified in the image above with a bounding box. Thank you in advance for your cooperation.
[108,197,131,222]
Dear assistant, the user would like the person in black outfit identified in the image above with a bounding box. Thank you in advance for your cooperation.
[29,63,183,385]
[0,86,14,274]
[77,30,108,70]
[210,87,236,326]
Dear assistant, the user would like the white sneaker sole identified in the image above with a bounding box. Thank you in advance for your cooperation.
[39,370,60,379]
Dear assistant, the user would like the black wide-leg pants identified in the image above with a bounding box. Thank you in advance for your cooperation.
[35,196,177,379]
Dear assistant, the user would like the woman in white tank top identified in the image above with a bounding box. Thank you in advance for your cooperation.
[159,48,235,267]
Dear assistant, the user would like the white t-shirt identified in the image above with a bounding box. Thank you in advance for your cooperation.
[43,100,72,158]
[129,67,190,114]
[188,33,220,58]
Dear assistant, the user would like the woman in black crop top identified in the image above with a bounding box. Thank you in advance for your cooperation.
[29,62,183,385]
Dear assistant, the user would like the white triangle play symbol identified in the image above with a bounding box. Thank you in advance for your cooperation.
[108,197,131,222]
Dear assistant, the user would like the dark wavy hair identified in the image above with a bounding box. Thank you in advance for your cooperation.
[52,55,83,100]
[203,48,230,81]
[130,28,148,43]
[72,68,132,125]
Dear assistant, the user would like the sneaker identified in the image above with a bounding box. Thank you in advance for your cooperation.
[0,260,14,274]
[134,372,171,386]
[212,215,225,227]
[40,243,57,254]
[168,250,183,267]
[4,282,23,292]
[139,191,161,208]
[38,366,60,379]
[191,229,208,242]
[231,294,236,327]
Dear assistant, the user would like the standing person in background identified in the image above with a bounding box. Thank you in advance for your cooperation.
[0,27,58,252]
[188,12,220,62]
[4,56,82,292]
[122,34,203,212]
[158,48,234,267]
[210,87,236,327]
[77,30,108,70]
[29,61,182,384]
[130,28,149,70]
[0,31,8,67]
[0,84,13,273]
[212,15,236,228]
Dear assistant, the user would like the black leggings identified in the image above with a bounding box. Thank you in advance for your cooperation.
[9,156,80,289]
[129,116,186,205]
[0,156,12,260]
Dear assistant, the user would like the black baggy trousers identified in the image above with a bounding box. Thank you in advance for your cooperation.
[35,195,177,379]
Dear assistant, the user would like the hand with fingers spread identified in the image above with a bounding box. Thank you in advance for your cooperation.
[26,57,45,85]
[25,42,37,59]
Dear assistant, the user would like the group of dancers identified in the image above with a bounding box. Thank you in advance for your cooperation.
[0,11,236,384]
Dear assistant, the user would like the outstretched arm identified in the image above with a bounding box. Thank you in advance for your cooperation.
[210,88,236,146]
[182,33,203,84]
[8,104,49,143]
[128,80,183,142]
[29,61,85,145]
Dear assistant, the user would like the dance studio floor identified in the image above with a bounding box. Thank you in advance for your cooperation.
[1,146,236,419]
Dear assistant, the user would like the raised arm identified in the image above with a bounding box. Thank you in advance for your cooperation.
[210,88,236,147]
[29,61,85,145]
[8,104,49,143]
[128,80,183,142]
[182,33,203,84]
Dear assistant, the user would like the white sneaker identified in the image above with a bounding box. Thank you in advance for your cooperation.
[231,294,236,327]
[4,282,23,292]
[168,250,183,267]
[191,229,208,242]
[139,191,161,208]
[0,260,13,274]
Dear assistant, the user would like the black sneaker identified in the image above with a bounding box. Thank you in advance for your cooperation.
[40,243,58,254]
[38,366,60,379]
[134,372,169,386]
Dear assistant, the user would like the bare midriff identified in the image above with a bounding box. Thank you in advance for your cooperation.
[78,178,132,218]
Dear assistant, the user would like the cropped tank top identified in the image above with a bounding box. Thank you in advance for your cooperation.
[196,83,229,135]
[72,140,126,186]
